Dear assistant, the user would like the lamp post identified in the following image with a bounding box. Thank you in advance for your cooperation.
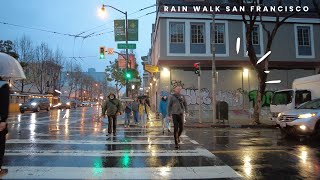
[211,11,217,124]
[101,4,129,97]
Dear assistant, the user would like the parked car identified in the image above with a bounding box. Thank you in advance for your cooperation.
[276,98,320,137]
[81,101,90,107]
[19,98,51,113]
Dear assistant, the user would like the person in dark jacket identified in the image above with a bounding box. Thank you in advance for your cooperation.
[132,98,140,125]
[101,92,123,136]
[124,102,132,128]
[168,85,188,149]
[0,78,9,176]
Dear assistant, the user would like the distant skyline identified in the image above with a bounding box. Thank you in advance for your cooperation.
[0,0,156,73]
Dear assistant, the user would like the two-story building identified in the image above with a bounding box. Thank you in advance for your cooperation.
[148,0,320,121]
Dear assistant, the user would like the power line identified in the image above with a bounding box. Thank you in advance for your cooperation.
[0,21,86,38]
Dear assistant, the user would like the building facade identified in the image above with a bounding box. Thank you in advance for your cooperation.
[148,0,320,121]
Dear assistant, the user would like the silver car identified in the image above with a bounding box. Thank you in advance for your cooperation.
[276,98,320,136]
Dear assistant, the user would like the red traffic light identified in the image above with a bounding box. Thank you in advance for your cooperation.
[194,63,199,68]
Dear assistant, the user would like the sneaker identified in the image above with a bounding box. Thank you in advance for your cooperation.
[168,129,171,133]
[0,169,8,177]
[113,133,117,136]
[175,144,180,149]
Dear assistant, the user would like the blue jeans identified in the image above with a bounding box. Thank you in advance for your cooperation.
[124,112,131,126]
[133,111,139,124]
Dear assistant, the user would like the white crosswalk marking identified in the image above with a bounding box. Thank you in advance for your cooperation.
[3,111,241,179]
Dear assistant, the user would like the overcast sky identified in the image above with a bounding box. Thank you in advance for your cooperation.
[0,0,156,73]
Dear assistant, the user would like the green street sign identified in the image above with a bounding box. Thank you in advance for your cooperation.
[117,43,136,49]
[114,19,138,42]
[128,20,138,41]
[114,20,126,41]
[129,78,140,83]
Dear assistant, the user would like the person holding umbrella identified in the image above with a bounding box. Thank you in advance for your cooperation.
[0,52,26,176]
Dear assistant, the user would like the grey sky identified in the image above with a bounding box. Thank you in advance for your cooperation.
[0,0,156,73]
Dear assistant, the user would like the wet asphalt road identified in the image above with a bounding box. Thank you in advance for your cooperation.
[186,128,320,179]
[3,107,240,180]
[2,107,320,179]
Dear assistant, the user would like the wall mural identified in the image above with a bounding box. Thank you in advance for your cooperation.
[248,90,274,107]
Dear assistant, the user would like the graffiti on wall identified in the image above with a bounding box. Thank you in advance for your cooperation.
[216,90,243,107]
[181,88,212,105]
[248,90,274,107]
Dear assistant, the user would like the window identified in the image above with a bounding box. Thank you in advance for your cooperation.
[295,24,314,57]
[252,25,259,45]
[213,24,225,44]
[191,24,204,44]
[297,26,310,46]
[170,23,184,43]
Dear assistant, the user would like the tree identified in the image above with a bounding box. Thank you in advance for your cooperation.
[14,35,34,92]
[0,40,19,59]
[105,57,141,98]
[313,0,320,16]
[233,0,302,124]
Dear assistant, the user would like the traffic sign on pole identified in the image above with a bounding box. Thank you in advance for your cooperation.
[117,43,136,49]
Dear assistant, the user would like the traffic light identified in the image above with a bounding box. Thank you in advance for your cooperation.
[194,63,200,76]
[99,46,106,59]
[125,70,132,80]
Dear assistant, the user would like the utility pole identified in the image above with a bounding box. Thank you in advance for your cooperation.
[211,11,217,124]
[125,11,129,97]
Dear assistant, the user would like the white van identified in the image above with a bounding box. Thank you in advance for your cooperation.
[270,74,320,121]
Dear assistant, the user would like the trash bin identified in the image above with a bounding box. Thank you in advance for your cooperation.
[216,101,228,123]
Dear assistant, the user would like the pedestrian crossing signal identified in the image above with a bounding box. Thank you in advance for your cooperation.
[99,46,106,59]
[194,63,200,76]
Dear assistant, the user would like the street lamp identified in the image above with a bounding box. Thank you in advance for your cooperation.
[101,4,130,97]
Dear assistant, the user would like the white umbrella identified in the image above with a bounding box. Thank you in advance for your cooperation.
[0,52,26,80]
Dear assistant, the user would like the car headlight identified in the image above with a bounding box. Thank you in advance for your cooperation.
[297,113,316,119]
[277,113,283,118]
[66,102,70,105]
[31,102,37,106]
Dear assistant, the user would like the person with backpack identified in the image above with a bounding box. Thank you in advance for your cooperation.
[101,92,123,136]
[139,98,150,128]
[159,95,170,133]
[168,85,188,149]
[0,78,9,176]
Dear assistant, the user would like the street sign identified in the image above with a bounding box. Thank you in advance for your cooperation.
[128,20,138,41]
[129,78,140,83]
[117,43,136,49]
[144,65,159,73]
[107,48,114,55]
[114,19,138,41]
[114,20,126,41]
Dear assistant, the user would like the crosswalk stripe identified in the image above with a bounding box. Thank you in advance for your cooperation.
[6,139,179,145]
[2,166,241,179]
[5,148,211,157]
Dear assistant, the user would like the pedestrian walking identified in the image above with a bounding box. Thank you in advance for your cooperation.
[124,101,132,128]
[0,78,9,176]
[159,96,170,133]
[139,99,150,128]
[168,85,188,149]
[132,98,140,125]
[101,92,123,136]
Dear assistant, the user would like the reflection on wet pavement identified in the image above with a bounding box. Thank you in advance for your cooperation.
[186,128,320,179]
[3,107,241,179]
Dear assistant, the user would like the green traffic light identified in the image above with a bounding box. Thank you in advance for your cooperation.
[100,54,105,59]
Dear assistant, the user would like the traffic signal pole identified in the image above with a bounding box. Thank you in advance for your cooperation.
[198,64,201,124]
[125,11,129,97]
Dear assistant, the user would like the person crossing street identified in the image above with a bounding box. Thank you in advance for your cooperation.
[101,92,123,136]
[168,85,188,149]
[159,95,170,133]
[139,99,150,128]
[0,78,9,177]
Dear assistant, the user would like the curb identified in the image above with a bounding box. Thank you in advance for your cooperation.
[184,124,277,129]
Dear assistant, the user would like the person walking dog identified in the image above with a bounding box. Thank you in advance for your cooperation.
[101,92,123,136]
[168,85,188,149]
